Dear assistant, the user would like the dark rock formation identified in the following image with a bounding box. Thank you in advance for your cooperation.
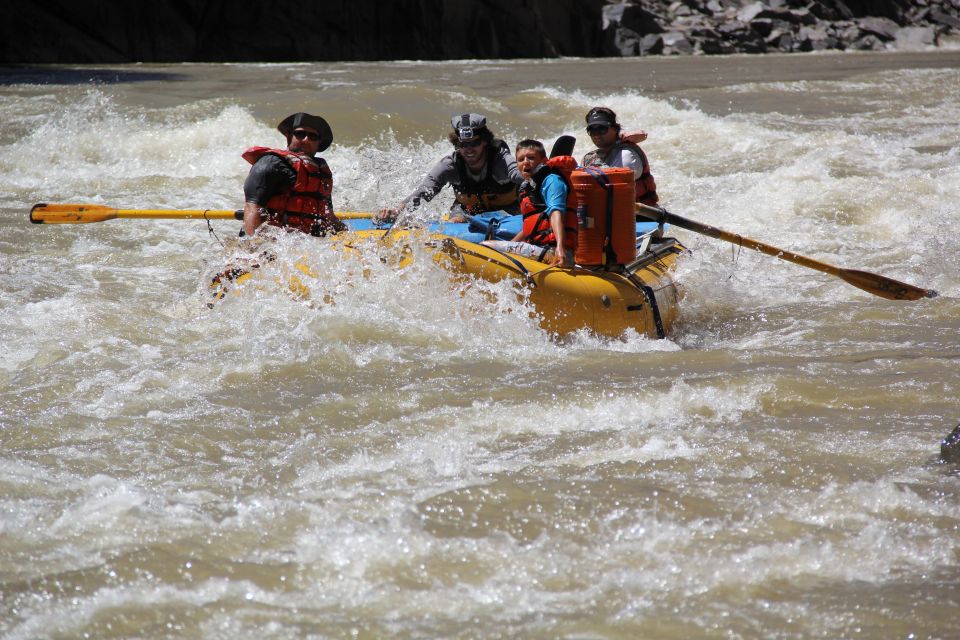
[2,0,958,63]
[601,0,960,55]
[941,423,960,464]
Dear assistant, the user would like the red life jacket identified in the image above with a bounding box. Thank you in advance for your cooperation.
[626,141,659,206]
[242,147,343,236]
[520,155,578,251]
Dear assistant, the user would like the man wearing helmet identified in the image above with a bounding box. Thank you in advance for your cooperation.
[241,112,346,237]
[377,113,523,223]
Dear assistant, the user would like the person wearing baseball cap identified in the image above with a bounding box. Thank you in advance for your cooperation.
[240,112,345,237]
[377,113,523,223]
[581,106,659,206]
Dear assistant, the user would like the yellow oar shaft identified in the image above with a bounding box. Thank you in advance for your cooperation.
[637,203,937,301]
[30,203,373,224]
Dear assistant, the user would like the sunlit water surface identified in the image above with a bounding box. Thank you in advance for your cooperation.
[2,52,959,638]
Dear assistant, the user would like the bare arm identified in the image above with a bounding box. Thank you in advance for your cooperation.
[243,201,265,236]
[548,210,566,267]
[242,155,294,235]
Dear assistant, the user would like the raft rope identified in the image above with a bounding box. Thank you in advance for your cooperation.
[204,210,226,247]
[727,235,743,282]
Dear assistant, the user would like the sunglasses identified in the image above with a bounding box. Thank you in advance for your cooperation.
[457,138,484,149]
[587,124,610,135]
[292,130,320,141]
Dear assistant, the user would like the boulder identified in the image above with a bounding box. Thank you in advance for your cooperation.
[830,20,863,43]
[809,0,855,20]
[750,18,776,37]
[699,35,739,54]
[767,30,796,51]
[895,24,938,47]
[602,2,628,30]
[797,25,840,49]
[717,20,752,37]
[602,2,664,34]
[788,8,819,25]
[704,0,727,15]
[737,2,769,22]
[930,6,960,29]
[840,0,913,22]
[611,27,643,56]
[639,33,666,55]
[851,33,885,49]
[941,423,960,464]
[858,16,902,39]
[662,31,696,54]
[691,25,723,39]
[669,2,695,17]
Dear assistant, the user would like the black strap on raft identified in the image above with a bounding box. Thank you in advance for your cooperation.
[464,213,513,241]
[486,216,501,241]
[583,167,617,270]
[480,243,536,288]
[626,272,665,339]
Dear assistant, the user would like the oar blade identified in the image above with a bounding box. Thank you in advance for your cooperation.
[840,268,937,301]
[30,203,116,224]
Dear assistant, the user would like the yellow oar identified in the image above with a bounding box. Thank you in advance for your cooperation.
[29,203,374,224]
[637,203,937,301]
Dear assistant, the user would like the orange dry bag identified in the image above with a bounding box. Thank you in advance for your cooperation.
[572,167,636,268]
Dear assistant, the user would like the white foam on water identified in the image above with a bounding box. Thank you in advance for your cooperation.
[3,58,960,638]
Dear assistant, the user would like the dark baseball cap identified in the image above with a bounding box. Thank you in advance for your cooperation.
[586,109,616,127]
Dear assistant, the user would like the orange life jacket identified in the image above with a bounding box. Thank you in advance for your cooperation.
[520,156,578,251]
[242,147,343,236]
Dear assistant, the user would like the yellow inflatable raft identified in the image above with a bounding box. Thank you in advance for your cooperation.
[210,227,685,339]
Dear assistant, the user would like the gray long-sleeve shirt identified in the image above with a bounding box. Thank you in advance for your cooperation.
[403,142,523,211]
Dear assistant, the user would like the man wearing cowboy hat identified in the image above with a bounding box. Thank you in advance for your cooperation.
[241,112,345,237]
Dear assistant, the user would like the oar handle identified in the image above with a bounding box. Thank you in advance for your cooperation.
[29,203,243,224]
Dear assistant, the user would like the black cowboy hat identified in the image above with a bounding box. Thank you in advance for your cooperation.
[277,112,333,152]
